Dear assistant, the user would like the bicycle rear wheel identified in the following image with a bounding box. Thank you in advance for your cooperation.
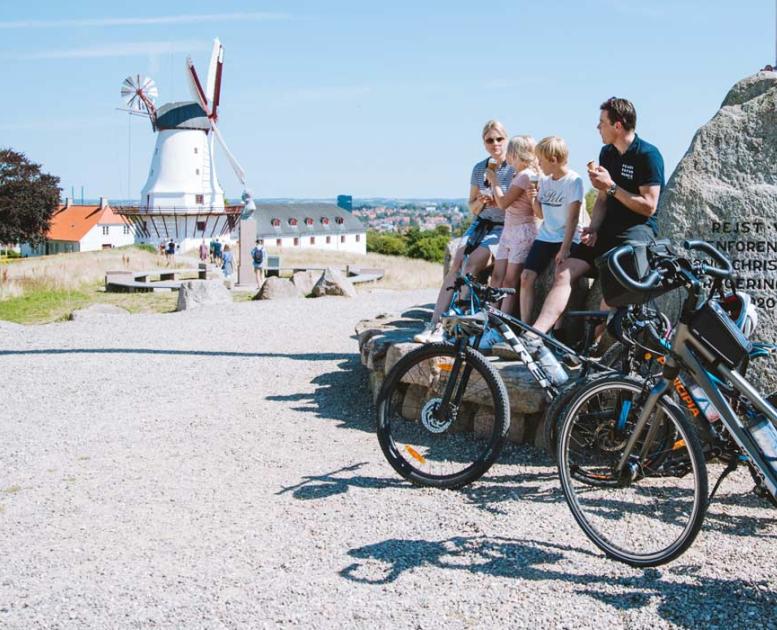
[557,375,708,567]
[376,342,510,489]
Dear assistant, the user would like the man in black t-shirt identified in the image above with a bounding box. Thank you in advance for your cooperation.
[528,97,664,337]
[572,97,664,271]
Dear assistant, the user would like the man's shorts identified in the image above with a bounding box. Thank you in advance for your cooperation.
[524,239,585,275]
[462,220,504,256]
[570,224,656,269]
[494,222,538,265]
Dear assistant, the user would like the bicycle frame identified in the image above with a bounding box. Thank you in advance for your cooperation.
[616,320,777,497]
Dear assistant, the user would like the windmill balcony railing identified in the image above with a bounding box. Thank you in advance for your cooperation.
[113,205,244,216]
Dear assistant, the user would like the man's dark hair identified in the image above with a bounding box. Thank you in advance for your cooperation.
[600,97,637,131]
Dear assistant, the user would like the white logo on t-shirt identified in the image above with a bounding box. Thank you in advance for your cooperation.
[621,164,634,180]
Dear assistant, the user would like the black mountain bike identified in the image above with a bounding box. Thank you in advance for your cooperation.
[375,274,616,489]
[556,240,777,567]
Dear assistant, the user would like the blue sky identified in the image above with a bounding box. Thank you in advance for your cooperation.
[1,1,774,201]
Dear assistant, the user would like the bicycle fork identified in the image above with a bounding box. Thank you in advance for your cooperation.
[615,376,672,480]
[435,337,476,422]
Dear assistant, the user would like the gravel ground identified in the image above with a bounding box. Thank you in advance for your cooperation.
[0,289,775,629]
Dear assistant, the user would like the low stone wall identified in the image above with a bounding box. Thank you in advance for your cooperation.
[355,307,551,446]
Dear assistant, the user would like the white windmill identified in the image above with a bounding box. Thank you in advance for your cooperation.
[116,39,254,249]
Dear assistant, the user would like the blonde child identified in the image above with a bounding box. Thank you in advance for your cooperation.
[520,136,586,327]
[485,135,541,315]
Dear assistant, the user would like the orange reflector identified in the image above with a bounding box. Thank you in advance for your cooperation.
[644,353,653,360]
[435,360,454,372]
[672,439,686,450]
[405,445,427,464]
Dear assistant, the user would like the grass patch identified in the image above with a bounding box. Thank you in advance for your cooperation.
[3,485,21,494]
[0,289,92,324]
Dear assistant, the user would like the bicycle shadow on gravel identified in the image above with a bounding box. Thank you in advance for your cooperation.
[339,535,775,627]
[276,462,405,500]
[266,355,376,434]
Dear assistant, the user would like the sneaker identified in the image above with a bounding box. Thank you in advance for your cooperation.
[414,322,444,344]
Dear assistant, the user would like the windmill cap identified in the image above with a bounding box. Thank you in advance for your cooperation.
[155,101,210,131]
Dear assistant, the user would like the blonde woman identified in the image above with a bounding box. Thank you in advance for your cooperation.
[485,135,541,316]
[415,120,515,343]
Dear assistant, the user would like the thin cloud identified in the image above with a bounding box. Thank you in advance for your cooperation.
[0,12,291,29]
[5,40,211,61]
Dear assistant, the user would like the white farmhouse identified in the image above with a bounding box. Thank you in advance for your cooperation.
[21,198,134,256]
[254,203,366,254]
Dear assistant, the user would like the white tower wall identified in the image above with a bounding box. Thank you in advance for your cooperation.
[140,128,224,210]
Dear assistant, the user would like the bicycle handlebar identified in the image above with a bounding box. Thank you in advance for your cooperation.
[608,245,664,292]
[682,239,733,279]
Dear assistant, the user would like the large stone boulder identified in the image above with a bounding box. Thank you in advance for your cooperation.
[311,267,357,298]
[292,270,322,296]
[255,277,303,300]
[657,71,777,385]
[176,280,232,311]
[70,303,130,321]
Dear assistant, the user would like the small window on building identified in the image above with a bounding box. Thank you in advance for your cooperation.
[356,234,361,242]
[195,169,200,175]
[102,226,109,235]
[196,221,207,232]
[340,235,346,243]
[293,237,299,246]
[310,236,315,245]
[276,238,282,246]
[123,225,130,235]
[195,194,204,204]
[194,147,198,154]
[326,235,331,244]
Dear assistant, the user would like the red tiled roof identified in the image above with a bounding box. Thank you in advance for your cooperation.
[48,204,127,242]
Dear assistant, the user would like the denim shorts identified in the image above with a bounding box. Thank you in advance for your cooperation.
[463,220,504,256]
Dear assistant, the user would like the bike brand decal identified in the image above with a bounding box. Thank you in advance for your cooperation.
[648,354,701,417]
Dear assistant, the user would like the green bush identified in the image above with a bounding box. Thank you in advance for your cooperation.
[406,234,449,263]
[366,231,408,256]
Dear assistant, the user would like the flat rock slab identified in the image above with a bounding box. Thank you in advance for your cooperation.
[70,304,131,321]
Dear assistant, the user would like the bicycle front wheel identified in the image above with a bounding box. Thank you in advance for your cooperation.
[557,375,708,567]
[376,342,510,489]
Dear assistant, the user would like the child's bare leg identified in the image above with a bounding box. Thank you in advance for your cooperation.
[520,269,538,322]
[501,262,523,316]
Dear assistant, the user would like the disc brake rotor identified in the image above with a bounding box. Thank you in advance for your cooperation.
[420,397,455,434]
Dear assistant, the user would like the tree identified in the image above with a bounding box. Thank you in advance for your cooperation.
[0,149,61,245]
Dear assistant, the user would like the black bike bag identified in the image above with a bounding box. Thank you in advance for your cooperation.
[689,299,753,369]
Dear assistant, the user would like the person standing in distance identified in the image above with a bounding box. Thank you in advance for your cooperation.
[251,239,266,288]
[527,97,665,337]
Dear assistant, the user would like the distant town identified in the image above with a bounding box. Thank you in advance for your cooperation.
[351,201,468,233]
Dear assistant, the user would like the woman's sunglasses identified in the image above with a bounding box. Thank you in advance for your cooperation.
[484,137,505,145]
